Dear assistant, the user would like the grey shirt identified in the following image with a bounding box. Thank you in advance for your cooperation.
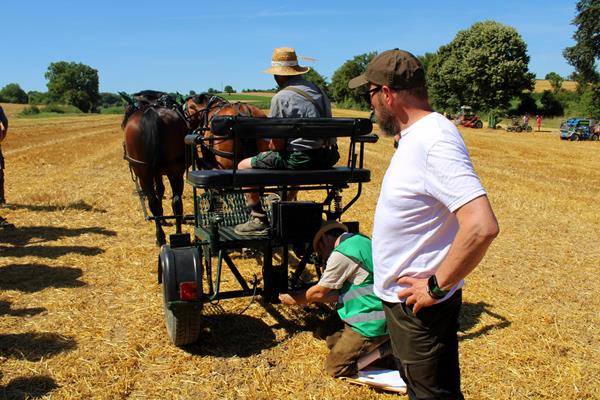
[269,76,334,151]
[317,251,369,290]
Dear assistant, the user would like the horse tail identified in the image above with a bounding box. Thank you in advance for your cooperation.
[139,107,163,172]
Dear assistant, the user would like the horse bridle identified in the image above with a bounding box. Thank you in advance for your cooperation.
[185,96,240,160]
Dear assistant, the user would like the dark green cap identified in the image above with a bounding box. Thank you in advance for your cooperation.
[348,49,425,90]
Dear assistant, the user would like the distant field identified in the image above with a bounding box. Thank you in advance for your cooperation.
[215,93,273,109]
[534,79,577,92]
[0,102,29,117]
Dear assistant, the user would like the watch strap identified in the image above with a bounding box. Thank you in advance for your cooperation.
[427,275,449,300]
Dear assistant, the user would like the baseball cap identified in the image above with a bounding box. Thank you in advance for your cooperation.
[348,48,425,90]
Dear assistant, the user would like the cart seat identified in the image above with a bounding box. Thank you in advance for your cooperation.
[187,167,370,188]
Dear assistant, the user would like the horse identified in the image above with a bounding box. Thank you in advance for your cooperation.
[122,92,192,246]
[183,94,270,169]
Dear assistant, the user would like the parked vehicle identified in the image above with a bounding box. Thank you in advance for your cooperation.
[456,105,483,129]
[506,116,532,132]
[560,118,599,141]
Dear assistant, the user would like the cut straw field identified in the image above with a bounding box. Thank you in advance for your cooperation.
[0,110,599,399]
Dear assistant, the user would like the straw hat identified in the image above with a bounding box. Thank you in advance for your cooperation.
[263,47,311,76]
[312,220,348,254]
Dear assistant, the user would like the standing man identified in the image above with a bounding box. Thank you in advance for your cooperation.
[234,47,339,235]
[348,49,499,399]
[279,221,388,378]
[536,115,542,131]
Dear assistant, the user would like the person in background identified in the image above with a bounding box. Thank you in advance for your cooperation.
[536,115,542,131]
[348,48,499,399]
[234,47,339,236]
[279,221,389,378]
[0,105,14,229]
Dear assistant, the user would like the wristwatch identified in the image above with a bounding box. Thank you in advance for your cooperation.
[427,275,449,300]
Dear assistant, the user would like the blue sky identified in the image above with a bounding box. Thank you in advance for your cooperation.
[0,0,578,94]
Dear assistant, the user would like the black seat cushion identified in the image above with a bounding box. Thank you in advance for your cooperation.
[187,167,370,188]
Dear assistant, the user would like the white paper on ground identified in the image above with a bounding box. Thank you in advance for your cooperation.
[356,368,406,391]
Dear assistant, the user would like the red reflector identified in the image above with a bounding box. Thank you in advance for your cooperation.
[179,281,198,300]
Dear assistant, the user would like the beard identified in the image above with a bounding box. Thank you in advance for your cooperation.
[376,103,400,137]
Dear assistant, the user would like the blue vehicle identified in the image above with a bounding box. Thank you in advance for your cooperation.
[559,118,599,141]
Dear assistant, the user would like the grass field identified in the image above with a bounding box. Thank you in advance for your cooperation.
[533,79,577,93]
[0,109,599,399]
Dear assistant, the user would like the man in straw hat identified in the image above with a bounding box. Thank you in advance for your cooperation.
[234,47,339,235]
[348,49,499,399]
[279,221,389,378]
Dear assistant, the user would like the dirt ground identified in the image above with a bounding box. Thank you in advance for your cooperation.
[1,110,599,399]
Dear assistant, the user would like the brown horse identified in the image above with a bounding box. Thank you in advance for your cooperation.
[184,94,270,169]
[122,93,192,246]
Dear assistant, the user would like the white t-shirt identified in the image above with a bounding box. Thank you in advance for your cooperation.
[372,112,486,303]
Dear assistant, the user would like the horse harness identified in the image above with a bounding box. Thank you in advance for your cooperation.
[189,96,254,161]
[123,93,188,170]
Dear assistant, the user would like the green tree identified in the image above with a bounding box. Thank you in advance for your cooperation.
[417,52,437,76]
[330,52,377,109]
[544,72,564,93]
[27,91,49,105]
[99,92,121,107]
[206,87,219,94]
[303,68,330,97]
[539,90,564,116]
[45,61,100,112]
[224,85,235,95]
[0,83,28,103]
[563,0,600,86]
[428,21,535,112]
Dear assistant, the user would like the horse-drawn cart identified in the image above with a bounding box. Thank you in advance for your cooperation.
[158,116,378,346]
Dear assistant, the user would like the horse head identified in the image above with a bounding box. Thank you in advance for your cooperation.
[184,93,227,129]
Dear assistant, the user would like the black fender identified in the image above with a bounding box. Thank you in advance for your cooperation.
[158,245,203,303]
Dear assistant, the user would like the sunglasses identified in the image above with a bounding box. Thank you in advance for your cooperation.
[362,86,382,105]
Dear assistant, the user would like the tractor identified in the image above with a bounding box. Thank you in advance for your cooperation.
[559,118,599,141]
[455,106,483,129]
[506,116,533,132]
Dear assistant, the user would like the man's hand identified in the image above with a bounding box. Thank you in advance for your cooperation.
[397,276,437,314]
[278,293,299,305]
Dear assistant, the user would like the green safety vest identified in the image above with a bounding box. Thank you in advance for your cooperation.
[335,234,388,337]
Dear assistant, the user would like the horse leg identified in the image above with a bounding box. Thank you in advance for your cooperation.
[167,173,184,234]
[144,176,166,246]
[154,175,170,226]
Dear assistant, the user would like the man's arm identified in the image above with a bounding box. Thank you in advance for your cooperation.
[397,195,499,314]
[279,285,339,305]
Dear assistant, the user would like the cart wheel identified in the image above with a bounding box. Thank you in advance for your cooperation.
[516,126,522,132]
[159,245,203,346]
[474,120,483,129]
[591,134,599,141]
[570,134,580,141]
[163,283,202,346]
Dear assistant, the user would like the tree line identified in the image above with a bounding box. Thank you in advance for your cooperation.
[1,2,597,118]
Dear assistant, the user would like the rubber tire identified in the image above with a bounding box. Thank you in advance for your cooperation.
[570,134,580,141]
[516,126,522,133]
[163,281,202,346]
[591,134,599,141]
[474,120,483,129]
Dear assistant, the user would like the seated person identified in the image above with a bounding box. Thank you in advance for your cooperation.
[279,221,389,377]
[234,47,339,235]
